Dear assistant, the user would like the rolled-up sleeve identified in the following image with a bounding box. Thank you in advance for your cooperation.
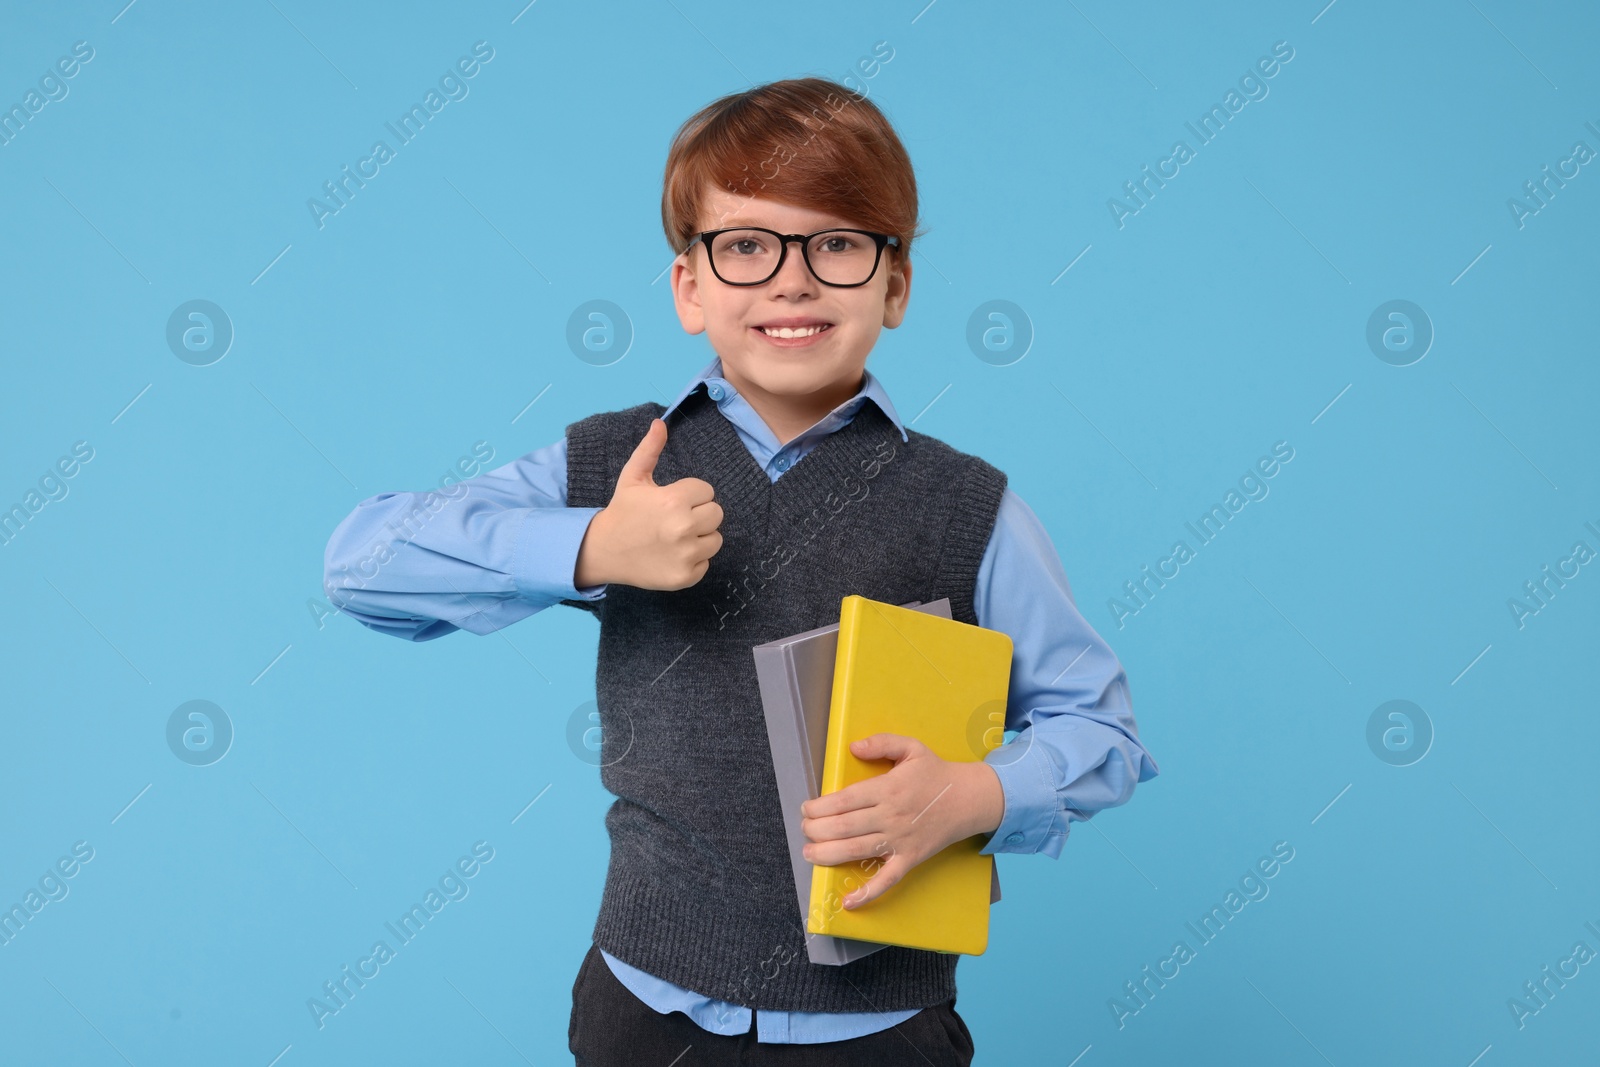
[321,437,609,641]
[973,488,1160,859]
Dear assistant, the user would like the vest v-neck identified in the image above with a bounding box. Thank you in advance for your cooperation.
[664,386,895,532]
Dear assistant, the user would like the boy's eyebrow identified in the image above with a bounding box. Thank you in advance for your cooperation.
[716,212,864,230]
[716,216,855,230]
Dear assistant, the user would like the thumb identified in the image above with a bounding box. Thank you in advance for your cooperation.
[617,418,666,487]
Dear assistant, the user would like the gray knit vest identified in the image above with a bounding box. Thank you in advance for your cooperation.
[560,384,1007,1013]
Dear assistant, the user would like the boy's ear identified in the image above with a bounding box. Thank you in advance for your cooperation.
[881,252,912,329]
[671,252,707,335]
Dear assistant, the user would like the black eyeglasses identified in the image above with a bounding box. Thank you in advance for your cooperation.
[684,227,901,287]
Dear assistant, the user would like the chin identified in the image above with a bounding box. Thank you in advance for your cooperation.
[743,355,853,393]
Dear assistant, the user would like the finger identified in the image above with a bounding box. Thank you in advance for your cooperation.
[616,418,666,487]
[687,499,723,535]
[843,854,908,909]
[804,827,893,865]
[800,806,876,844]
[849,733,919,763]
[667,475,716,507]
[803,779,879,820]
[693,529,723,560]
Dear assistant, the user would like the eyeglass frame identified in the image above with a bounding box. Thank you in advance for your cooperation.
[683,226,902,288]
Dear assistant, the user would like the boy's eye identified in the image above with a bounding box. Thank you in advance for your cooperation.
[713,231,772,257]
[811,232,863,255]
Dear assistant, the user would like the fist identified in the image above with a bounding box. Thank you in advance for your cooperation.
[575,418,724,591]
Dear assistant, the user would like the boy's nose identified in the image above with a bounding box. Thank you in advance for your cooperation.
[768,241,823,293]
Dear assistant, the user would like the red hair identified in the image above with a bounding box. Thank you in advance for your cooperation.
[661,77,923,262]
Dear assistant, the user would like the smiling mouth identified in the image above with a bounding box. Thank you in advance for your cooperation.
[756,324,833,338]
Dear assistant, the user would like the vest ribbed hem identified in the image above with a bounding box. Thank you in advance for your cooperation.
[591,853,959,1013]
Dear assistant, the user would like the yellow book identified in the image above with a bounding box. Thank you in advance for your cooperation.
[806,594,1013,955]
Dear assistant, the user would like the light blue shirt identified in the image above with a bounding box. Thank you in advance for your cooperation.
[323,354,1159,1043]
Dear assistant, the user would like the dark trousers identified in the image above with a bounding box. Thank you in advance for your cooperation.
[569,942,975,1066]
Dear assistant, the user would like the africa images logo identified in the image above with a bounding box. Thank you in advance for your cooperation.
[306,42,495,230]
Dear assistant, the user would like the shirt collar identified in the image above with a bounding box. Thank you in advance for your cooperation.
[659,354,910,443]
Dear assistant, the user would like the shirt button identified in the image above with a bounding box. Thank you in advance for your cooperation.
[1004,831,1024,846]
[707,383,724,401]
[775,456,789,471]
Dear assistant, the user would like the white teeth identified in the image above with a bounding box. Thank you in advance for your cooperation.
[760,325,827,338]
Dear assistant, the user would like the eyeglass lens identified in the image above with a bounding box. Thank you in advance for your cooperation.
[707,230,881,285]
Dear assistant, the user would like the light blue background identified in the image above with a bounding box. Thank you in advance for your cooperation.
[2,1,1596,1063]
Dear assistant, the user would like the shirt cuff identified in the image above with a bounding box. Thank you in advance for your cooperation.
[512,507,609,603]
[978,734,1069,860]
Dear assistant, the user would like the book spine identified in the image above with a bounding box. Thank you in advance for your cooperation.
[810,596,861,934]
[784,645,818,784]
[818,596,859,797]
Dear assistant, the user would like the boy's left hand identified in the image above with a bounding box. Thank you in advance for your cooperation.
[798,733,1004,910]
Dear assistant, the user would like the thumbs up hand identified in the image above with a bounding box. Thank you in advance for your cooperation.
[573,418,724,591]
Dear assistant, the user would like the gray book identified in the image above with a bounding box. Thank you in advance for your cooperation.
[753,598,1002,966]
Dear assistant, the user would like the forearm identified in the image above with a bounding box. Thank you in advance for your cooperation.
[979,682,1160,859]
[573,507,616,588]
[323,429,616,638]
[325,496,605,629]
[954,760,1006,840]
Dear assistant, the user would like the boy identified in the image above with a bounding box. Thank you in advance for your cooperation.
[323,76,1158,1065]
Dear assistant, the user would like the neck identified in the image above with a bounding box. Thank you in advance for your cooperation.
[720,367,865,446]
